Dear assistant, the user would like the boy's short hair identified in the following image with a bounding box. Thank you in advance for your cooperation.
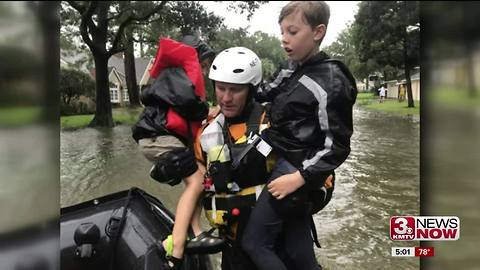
[279,1,330,29]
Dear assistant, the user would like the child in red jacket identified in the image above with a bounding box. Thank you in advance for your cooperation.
[132,35,223,269]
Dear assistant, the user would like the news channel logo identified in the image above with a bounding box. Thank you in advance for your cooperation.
[390,216,460,241]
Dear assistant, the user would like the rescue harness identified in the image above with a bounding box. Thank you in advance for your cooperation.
[200,103,270,229]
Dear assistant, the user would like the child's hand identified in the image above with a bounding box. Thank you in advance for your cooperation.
[208,105,221,120]
[267,171,305,200]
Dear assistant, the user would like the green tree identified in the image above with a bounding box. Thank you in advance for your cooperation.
[322,23,381,91]
[354,1,419,107]
[251,31,286,73]
[131,1,267,58]
[117,1,227,107]
[208,28,285,80]
[261,58,276,80]
[138,1,224,57]
[226,1,269,20]
[60,68,95,105]
[63,1,167,127]
[62,1,267,124]
[323,24,370,83]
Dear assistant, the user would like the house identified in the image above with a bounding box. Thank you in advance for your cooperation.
[61,49,154,108]
[107,54,154,106]
[356,80,367,92]
[386,68,420,101]
[108,66,127,105]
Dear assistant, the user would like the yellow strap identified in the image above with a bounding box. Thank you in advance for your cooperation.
[213,184,265,198]
[236,185,263,196]
[205,184,265,227]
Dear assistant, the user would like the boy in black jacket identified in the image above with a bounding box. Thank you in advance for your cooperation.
[242,2,357,270]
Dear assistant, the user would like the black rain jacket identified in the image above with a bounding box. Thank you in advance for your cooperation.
[260,52,357,189]
[131,36,214,143]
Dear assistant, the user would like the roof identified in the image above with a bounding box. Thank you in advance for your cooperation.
[134,58,151,83]
[108,54,152,83]
[108,67,126,86]
[108,54,125,73]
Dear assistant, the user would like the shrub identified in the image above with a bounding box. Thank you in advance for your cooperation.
[60,68,95,106]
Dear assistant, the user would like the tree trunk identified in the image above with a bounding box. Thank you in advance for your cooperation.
[89,53,114,127]
[403,16,415,108]
[69,0,168,126]
[87,2,114,127]
[124,24,141,107]
[405,66,414,108]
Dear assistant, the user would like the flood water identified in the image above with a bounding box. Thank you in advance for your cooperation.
[60,105,420,270]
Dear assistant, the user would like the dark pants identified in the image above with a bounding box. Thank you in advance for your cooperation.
[241,158,320,270]
[221,240,257,270]
[222,213,298,270]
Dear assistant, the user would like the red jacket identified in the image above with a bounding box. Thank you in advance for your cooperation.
[142,38,207,141]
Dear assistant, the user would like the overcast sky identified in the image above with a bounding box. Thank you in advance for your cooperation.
[201,1,360,48]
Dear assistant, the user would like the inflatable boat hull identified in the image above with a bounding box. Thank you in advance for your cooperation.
[60,187,212,270]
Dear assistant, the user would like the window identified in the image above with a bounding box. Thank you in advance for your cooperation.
[110,88,119,103]
[123,89,129,101]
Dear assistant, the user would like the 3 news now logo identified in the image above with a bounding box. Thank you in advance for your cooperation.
[390,216,460,241]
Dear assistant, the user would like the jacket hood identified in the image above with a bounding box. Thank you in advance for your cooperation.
[300,51,357,89]
[181,35,215,62]
[300,51,330,66]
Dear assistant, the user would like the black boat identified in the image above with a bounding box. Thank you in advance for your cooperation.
[60,187,213,270]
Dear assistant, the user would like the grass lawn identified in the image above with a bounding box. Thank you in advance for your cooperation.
[356,92,420,116]
[356,92,375,100]
[61,107,143,129]
[431,87,480,109]
[365,100,420,116]
[0,106,41,126]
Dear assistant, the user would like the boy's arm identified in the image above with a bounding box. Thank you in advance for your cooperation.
[298,65,357,189]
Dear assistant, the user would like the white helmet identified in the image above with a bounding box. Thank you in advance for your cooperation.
[209,47,262,86]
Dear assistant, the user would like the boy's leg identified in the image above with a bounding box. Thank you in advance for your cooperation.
[138,135,185,162]
[241,184,287,270]
[241,158,297,270]
[280,217,321,270]
[190,162,207,236]
[170,168,204,259]
[189,194,204,236]
[139,135,202,259]
[221,240,258,270]
[140,136,197,186]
